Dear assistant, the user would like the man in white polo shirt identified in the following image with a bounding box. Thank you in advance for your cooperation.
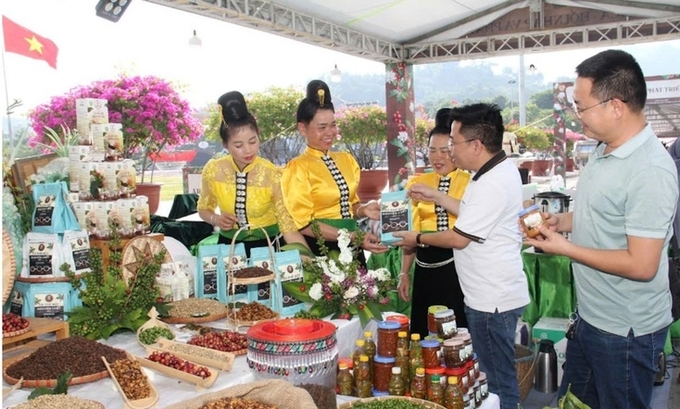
[526,50,677,409]
[394,103,529,409]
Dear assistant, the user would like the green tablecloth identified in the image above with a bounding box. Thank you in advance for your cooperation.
[521,248,577,326]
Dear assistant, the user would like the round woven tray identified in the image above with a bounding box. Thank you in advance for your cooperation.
[160,309,230,325]
[121,236,172,286]
[3,366,109,388]
[2,229,17,305]
[2,325,31,338]
[6,396,105,409]
[338,396,446,408]
[226,313,279,328]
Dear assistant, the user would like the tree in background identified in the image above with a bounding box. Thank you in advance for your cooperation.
[336,104,387,170]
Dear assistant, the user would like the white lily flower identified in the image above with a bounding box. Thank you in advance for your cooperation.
[344,286,359,300]
[309,283,323,301]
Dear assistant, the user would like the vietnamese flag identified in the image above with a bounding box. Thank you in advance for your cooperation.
[2,16,58,69]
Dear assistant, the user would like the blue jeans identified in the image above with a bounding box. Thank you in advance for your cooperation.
[558,317,668,409]
[465,305,524,409]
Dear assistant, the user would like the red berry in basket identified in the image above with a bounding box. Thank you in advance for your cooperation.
[3,313,29,333]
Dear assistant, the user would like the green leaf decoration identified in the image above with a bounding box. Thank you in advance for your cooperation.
[53,371,73,394]
[280,243,314,258]
[281,282,315,303]
[366,302,384,322]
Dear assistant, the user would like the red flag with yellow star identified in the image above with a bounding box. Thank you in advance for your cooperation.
[2,15,58,69]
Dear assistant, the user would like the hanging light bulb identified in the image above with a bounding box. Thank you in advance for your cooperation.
[330,64,342,83]
[188,30,202,47]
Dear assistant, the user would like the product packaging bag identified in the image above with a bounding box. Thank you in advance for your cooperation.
[21,232,63,279]
[220,243,249,305]
[379,190,412,245]
[274,249,304,317]
[195,244,224,300]
[32,182,80,234]
[248,246,275,307]
[62,230,91,275]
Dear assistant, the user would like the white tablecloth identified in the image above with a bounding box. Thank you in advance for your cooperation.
[2,315,499,409]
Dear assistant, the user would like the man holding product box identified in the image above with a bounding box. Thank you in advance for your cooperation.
[393,103,528,409]
[525,49,677,409]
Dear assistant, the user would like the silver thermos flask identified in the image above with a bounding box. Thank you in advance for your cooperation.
[534,339,558,393]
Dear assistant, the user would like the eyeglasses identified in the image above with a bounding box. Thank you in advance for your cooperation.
[448,138,476,147]
[572,98,627,119]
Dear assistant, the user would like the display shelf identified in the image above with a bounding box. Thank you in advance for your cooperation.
[2,317,69,350]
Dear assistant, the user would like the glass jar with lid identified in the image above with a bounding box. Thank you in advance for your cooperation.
[478,372,488,399]
[518,204,546,238]
[428,305,448,334]
[377,321,401,358]
[460,332,473,361]
[386,314,410,339]
[420,339,441,369]
[443,338,466,368]
[434,308,457,339]
[373,355,396,392]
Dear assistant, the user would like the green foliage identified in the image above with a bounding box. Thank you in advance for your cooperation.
[508,124,553,152]
[531,89,557,110]
[28,371,72,400]
[414,116,434,166]
[65,231,162,340]
[32,125,79,157]
[336,105,388,169]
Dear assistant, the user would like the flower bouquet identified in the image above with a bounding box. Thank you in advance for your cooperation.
[282,224,396,327]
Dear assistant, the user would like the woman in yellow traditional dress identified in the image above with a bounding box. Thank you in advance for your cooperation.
[281,80,388,257]
[397,108,471,338]
[197,91,308,255]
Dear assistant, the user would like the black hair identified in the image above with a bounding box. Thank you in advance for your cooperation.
[575,49,646,112]
[450,103,504,153]
[428,108,452,144]
[217,91,259,143]
[296,79,335,124]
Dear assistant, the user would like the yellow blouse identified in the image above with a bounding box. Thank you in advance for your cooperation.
[197,155,297,233]
[281,147,361,229]
[406,169,470,232]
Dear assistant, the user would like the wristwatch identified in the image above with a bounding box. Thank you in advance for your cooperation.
[416,233,428,248]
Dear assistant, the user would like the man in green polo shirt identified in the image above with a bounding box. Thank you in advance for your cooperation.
[526,49,678,408]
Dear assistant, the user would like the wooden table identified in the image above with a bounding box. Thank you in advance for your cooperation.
[2,317,69,350]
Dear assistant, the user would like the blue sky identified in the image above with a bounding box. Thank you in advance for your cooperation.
[3,0,679,116]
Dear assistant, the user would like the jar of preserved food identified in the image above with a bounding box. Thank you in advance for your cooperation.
[434,309,457,339]
[425,366,446,389]
[411,367,427,399]
[377,321,401,358]
[337,362,354,396]
[338,357,353,375]
[364,331,376,382]
[446,366,469,394]
[472,380,482,407]
[460,332,473,361]
[462,390,471,409]
[420,339,441,369]
[386,313,410,339]
[373,355,396,392]
[471,353,479,379]
[443,338,466,368]
[518,204,546,238]
[444,375,465,409]
[465,360,475,384]
[409,333,424,383]
[428,374,444,405]
[396,331,409,357]
[478,372,488,399]
[427,305,448,334]
[388,366,406,396]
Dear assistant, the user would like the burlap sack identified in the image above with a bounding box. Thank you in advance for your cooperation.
[163,379,318,409]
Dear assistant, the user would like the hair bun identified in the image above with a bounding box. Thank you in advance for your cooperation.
[435,108,453,129]
[306,80,332,107]
[217,91,249,123]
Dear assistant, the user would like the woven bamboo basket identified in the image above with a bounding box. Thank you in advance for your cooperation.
[515,344,538,402]
[338,396,446,408]
[2,229,16,305]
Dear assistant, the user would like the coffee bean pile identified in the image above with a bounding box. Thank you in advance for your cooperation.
[110,358,151,401]
[233,266,273,279]
[198,397,278,409]
[9,394,103,409]
[232,302,277,321]
[296,383,336,409]
[5,336,127,380]
[168,298,228,319]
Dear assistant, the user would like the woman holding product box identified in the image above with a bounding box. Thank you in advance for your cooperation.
[281,80,387,257]
[197,91,309,256]
[397,108,471,338]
